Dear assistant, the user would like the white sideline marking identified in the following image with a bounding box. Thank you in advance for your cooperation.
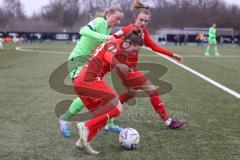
[16,46,68,55]
[140,55,240,58]
[16,46,240,58]
[15,46,240,99]
[181,55,240,58]
[149,50,240,99]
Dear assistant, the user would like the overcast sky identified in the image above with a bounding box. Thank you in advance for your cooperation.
[1,0,240,17]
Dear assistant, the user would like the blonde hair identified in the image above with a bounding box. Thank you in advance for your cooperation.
[90,6,123,20]
[132,0,151,18]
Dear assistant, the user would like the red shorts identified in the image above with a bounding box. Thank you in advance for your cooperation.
[116,68,148,88]
[74,66,117,115]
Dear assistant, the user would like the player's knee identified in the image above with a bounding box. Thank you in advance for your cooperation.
[142,80,156,92]
[105,97,123,115]
[144,85,157,94]
[128,89,137,97]
[116,101,123,114]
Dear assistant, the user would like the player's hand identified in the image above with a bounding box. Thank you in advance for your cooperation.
[116,64,129,74]
[173,53,183,63]
[106,35,116,42]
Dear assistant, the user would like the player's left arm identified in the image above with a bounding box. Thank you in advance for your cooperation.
[80,18,108,42]
[144,29,183,63]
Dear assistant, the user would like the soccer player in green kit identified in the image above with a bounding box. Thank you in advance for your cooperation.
[59,6,124,137]
[205,23,220,56]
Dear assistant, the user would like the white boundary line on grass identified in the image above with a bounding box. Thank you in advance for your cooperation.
[140,55,240,58]
[16,46,68,55]
[148,49,240,99]
[16,46,240,99]
[16,46,240,58]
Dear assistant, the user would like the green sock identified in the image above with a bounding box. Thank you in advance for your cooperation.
[60,97,85,121]
[60,110,74,121]
[214,46,219,54]
[107,118,114,125]
[205,45,210,54]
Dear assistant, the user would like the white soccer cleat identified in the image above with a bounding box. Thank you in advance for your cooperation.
[75,139,84,150]
[83,142,99,155]
[76,122,99,154]
[205,52,210,56]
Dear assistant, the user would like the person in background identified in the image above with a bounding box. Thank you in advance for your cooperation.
[219,35,224,47]
[205,23,220,56]
[0,36,4,51]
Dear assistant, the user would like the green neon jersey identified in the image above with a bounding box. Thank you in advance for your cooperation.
[68,17,110,78]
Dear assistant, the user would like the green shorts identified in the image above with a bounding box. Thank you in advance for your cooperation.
[69,65,83,79]
[68,57,85,79]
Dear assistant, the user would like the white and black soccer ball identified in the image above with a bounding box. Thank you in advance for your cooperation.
[119,128,140,150]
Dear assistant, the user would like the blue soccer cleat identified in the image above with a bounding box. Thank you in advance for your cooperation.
[104,124,124,133]
[59,119,71,137]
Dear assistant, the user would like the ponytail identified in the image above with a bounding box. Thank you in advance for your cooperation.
[132,0,149,9]
[132,0,151,18]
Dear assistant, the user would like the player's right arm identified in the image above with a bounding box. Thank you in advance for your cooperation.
[80,17,108,42]
[113,24,135,38]
[144,29,183,63]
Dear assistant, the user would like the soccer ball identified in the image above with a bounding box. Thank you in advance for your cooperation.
[119,128,140,150]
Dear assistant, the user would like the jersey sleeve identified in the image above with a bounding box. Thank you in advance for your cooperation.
[80,17,108,42]
[144,29,174,57]
[113,24,135,38]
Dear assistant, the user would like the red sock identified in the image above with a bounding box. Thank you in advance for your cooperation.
[149,91,169,121]
[86,107,121,142]
[87,121,106,142]
[85,114,108,129]
[118,92,134,103]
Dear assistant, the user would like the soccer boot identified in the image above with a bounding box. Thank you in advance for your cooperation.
[59,119,71,137]
[105,124,123,133]
[76,139,84,150]
[168,119,186,129]
[77,122,99,154]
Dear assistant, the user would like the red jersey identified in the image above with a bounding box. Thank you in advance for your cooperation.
[114,24,174,67]
[82,39,127,82]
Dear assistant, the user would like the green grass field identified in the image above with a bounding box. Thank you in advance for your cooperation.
[0,42,239,160]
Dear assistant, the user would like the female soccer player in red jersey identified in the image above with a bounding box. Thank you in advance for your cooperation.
[113,0,185,129]
[74,30,144,154]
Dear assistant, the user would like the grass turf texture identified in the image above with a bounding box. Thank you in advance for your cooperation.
[0,42,239,160]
